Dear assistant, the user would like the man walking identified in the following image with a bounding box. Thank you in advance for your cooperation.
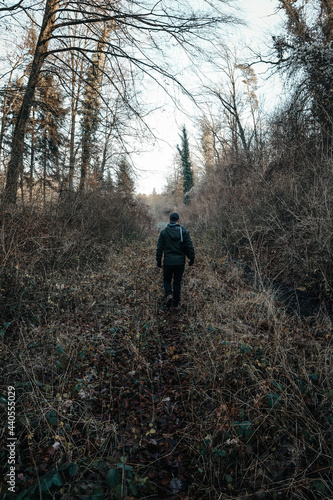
[156,212,195,311]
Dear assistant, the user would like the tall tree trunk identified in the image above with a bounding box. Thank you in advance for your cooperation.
[79,23,110,192]
[0,65,26,166]
[3,0,59,205]
[68,102,77,191]
[29,107,36,203]
[99,97,119,189]
[68,44,85,191]
[20,170,24,206]
[43,128,47,208]
[0,77,14,167]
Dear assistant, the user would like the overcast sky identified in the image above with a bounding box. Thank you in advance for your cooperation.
[134,0,284,195]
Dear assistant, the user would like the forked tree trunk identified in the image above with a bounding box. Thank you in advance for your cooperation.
[3,0,59,205]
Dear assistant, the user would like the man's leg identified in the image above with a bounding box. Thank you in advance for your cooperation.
[163,265,173,298]
[172,265,185,307]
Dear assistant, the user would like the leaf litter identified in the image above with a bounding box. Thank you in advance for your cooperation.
[0,237,332,499]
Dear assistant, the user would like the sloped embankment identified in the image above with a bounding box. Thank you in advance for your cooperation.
[1,236,332,499]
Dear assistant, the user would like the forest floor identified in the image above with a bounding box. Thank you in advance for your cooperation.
[1,235,333,500]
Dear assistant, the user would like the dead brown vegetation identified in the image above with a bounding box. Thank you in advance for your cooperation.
[0,210,332,499]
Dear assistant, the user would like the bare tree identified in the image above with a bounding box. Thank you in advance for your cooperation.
[2,0,238,205]
[4,0,60,205]
[270,0,333,144]
[79,22,110,192]
[0,21,37,167]
[199,114,223,177]
[0,0,25,15]
[64,23,90,191]
[205,50,261,168]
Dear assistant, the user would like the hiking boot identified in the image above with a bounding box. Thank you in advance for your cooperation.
[172,306,182,312]
[165,294,173,308]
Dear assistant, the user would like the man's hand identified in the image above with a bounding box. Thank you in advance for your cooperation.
[157,261,162,268]
[189,258,194,266]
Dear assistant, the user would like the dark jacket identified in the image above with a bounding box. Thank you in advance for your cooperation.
[156,223,195,266]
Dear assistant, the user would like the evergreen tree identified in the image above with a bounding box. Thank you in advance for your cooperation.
[33,73,67,204]
[116,157,135,199]
[177,125,194,205]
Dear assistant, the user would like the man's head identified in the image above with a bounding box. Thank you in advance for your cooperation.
[169,212,179,222]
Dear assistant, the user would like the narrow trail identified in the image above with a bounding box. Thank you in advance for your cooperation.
[88,240,202,498]
[107,311,194,498]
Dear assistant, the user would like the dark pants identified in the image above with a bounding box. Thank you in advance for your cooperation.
[163,264,185,307]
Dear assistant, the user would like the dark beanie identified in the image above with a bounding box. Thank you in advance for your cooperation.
[170,212,179,221]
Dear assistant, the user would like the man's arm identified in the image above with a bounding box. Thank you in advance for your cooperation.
[184,230,195,262]
[156,231,165,266]
[184,231,195,259]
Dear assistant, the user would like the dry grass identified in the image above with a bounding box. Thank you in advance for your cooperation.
[0,226,332,499]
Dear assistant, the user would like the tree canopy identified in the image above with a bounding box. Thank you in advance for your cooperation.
[1,0,237,204]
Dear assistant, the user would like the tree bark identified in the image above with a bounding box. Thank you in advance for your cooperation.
[0,64,27,166]
[68,29,87,191]
[3,0,59,205]
[29,107,36,203]
[79,23,110,192]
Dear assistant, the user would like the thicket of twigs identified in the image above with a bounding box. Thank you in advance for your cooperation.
[0,197,332,499]
[184,146,333,315]
[0,192,151,325]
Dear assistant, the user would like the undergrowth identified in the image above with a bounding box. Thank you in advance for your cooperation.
[0,225,332,499]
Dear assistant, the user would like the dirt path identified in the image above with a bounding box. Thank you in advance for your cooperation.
[107,311,194,499]
[89,241,200,498]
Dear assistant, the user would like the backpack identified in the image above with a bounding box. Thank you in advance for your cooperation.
[179,226,191,258]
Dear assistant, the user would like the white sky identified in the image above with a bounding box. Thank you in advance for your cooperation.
[134,0,284,195]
